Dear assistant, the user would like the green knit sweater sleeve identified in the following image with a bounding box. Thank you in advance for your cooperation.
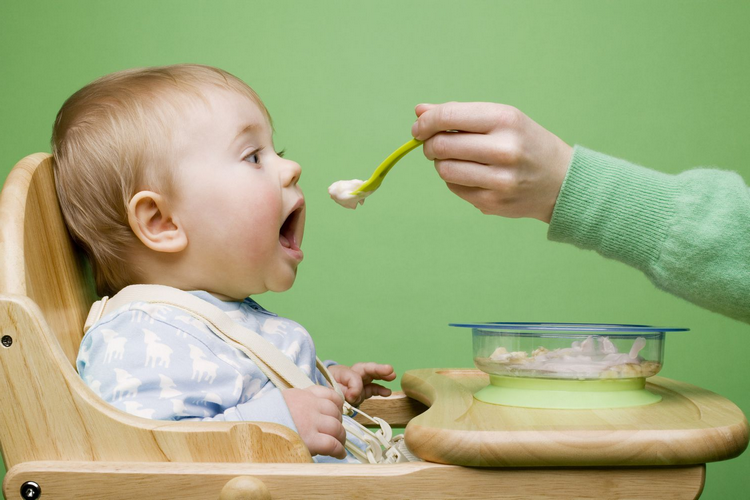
[548,146,750,324]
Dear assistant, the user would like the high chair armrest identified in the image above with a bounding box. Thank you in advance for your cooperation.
[355,392,428,427]
[150,420,312,463]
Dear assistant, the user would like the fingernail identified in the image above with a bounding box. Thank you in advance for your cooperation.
[411,120,419,138]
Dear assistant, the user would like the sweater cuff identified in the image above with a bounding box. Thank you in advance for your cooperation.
[548,146,680,271]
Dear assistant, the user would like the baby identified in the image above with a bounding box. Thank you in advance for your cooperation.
[51,64,395,462]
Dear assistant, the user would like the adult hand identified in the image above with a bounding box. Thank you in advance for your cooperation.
[328,363,396,406]
[411,102,573,223]
[282,385,347,459]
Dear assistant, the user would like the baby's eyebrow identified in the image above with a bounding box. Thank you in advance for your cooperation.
[232,122,261,144]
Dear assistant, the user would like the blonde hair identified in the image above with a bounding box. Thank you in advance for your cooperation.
[52,64,269,296]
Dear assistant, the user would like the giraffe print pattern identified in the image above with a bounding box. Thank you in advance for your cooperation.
[77,290,361,463]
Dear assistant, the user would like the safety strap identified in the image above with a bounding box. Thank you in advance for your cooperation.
[84,284,419,464]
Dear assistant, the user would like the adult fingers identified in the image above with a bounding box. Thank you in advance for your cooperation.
[434,159,516,191]
[444,182,512,216]
[423,131,519,165]
[413,102,519,141]
[414,103,438,118]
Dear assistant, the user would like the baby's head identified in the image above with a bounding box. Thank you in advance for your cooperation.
[53,64,305,300]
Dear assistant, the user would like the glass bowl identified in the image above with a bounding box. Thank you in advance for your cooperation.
[450,323,688,409]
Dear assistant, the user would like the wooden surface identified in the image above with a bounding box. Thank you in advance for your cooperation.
[0,153,94,367]
[355,392,428,427]
[4,460,706,500]
[402,368,750,467]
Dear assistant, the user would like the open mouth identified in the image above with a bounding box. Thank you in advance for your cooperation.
[279,201,304,255]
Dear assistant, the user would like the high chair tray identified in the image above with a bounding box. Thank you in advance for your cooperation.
[401,368,749,467]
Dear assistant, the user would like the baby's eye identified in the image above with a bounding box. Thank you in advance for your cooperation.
[243,152,259,164]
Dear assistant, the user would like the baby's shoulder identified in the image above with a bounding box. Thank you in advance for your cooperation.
[84,301,216,342]
[78,301,245,370]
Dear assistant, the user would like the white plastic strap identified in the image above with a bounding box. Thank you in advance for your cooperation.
[84,296,108,333]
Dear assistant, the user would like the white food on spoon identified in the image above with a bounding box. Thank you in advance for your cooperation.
[328,179,372,209]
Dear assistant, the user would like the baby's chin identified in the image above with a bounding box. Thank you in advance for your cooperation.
[267,268,299,293]
[218,266,299,298]
[246,268,300,296]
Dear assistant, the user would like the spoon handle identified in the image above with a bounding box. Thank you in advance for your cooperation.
[353,138,423,194]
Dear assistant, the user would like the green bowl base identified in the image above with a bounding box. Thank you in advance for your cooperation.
[474,375,661,409]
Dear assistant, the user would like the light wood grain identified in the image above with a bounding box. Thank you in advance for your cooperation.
[4,460,705,500]
[219,476,272,500]
[0,153,94,367]
[354,392,428,427]
[402,368,750,467]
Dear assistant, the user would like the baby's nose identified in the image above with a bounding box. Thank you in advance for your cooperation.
[282,159,302,186]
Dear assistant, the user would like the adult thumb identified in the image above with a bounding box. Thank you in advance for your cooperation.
[414,103,437,117]
[412,103,438,138]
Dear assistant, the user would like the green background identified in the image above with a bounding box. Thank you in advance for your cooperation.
[1,0,748,498]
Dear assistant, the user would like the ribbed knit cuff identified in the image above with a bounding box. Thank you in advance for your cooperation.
[548,146,680,271]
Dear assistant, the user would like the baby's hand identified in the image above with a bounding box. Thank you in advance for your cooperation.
[328,363,396,406]
[282,386,347,459]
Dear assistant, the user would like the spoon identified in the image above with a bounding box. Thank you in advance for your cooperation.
[353,138,423,194]
[328,138,423,209]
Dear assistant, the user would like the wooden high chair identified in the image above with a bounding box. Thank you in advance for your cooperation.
[0,153,737,499]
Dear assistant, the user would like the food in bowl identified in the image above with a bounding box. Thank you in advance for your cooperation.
[473,335,662,380]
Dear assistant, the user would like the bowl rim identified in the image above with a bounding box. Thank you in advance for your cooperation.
[449,322,689,333]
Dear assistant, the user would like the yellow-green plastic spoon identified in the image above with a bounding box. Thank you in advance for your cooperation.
[353,138,423,194]
[328,138,423,209]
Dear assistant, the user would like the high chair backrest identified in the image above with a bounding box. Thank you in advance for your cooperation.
[0,153,310,470]
[0,153,95,366]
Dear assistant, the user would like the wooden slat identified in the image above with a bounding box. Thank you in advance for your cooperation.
[4,460,706,500]
[0,153,95,367]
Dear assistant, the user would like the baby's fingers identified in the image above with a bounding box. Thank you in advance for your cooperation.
[362,383,393,400]
[318,413,347,445]
[353,363,396,383]
[310,430,347,459]
[307,385,344,412]
[333,369,364,404]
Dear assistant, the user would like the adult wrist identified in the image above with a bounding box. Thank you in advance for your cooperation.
[547,146,679,271]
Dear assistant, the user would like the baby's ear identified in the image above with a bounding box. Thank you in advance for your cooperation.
[127,191,188,253]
